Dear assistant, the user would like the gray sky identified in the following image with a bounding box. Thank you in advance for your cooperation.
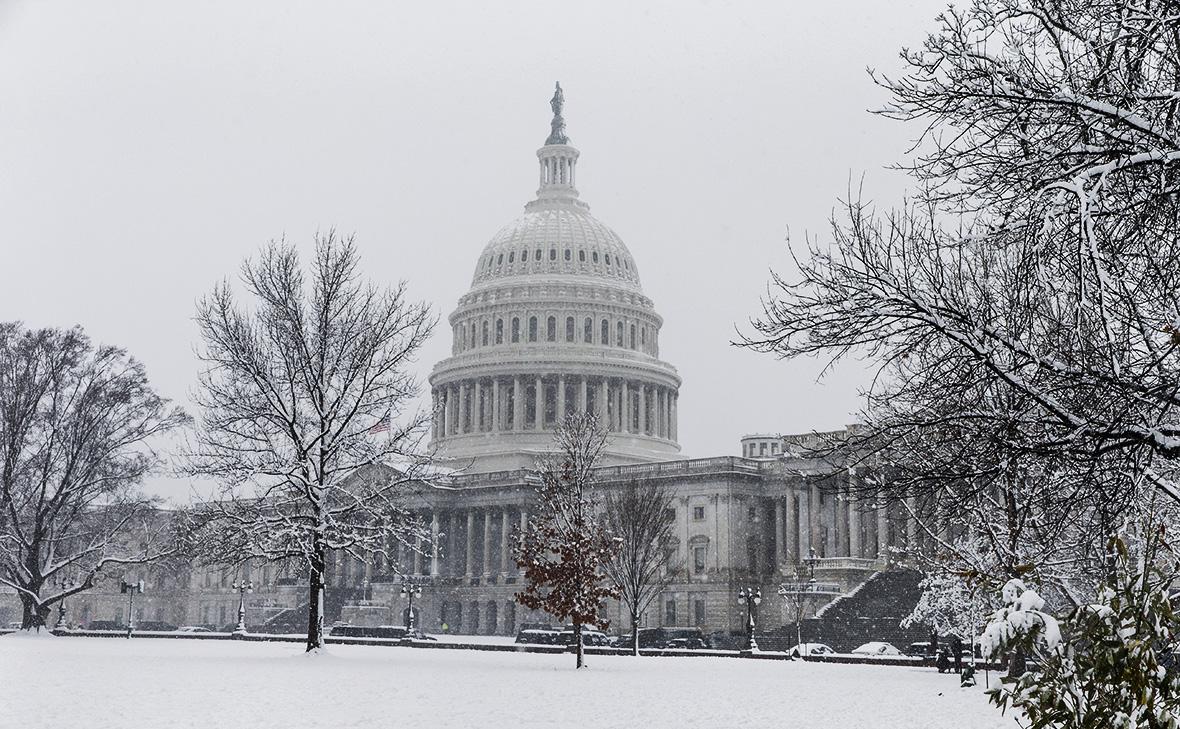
[0,0,947,502]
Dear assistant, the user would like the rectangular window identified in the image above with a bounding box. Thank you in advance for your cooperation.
[694,599,706,626]
[692,506,704,521]
[693,546,706,574]
[665,599,677,625]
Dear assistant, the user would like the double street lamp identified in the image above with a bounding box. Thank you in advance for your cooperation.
[232,580,254,636]
[737,587,762,653]
[120,579,144,639]
[400,577,424,632]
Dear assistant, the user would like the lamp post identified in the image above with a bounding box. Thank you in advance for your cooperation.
[120,579,144,639]
[232,579,254,636]
[55,573,70,632]
[737,587,762,654]
[400,577,423,632]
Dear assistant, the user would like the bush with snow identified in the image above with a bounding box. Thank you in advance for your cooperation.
[985,537,1180,729]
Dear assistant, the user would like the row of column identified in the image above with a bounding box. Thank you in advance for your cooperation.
[401,507,528,578]
[770,477,923,565]
[432,375,678,440]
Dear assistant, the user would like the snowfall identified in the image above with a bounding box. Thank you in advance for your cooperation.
[0,634,1019,729]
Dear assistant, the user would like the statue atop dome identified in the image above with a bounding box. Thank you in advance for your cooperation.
[546,82,569,145]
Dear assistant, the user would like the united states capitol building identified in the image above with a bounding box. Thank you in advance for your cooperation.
[10,88,928,641]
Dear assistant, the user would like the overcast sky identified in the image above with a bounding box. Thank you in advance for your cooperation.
[0,0,948,502]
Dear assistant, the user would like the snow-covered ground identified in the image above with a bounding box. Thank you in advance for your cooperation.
[0,634,1019,729]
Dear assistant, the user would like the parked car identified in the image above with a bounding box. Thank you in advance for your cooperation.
[904,641,938,658]
[852,641,903,656]
[557,628,609,647]
[515,628,563,645]
[663,637,711,650]
[787,643,835,658]
[135,621,177,632]
[176,626,213,634]
[328,624,436,641]
[5,622,23,630]
[636,627,708,649]
[87,620,125,631]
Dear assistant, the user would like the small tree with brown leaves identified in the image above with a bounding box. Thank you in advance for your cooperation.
[602,478,678,656]
[514,412,620,669]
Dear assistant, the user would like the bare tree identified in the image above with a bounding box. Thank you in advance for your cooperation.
[0,323,187,630]
[743,0,1180,590]
[182,233,435,652]
[601,478,677,656]
[514,412,620,669]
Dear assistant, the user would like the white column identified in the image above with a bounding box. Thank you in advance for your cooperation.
[597,378,609,428]
[500,508,511,574]
[513,376,523,431]
[797,488,810,562]
[459,382,469,434]
[774,498,785,568]
[533,376,544,430]
[848,496,862,558]
[876,501,889,559]
[492,378,501,432]
[670,393,678,441]
[557,375,566,423]
[440,388,450,438]
[429,512,440,576]
[482,510,493,576]
[785,488,798,564]
[620,381,629,433]
[465,510,475,577]
[638,384,647,435]
[578,376,588,414]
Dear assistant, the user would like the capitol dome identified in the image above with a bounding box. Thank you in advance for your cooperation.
[428,84,682,472]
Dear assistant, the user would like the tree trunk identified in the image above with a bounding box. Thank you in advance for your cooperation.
[630,609,640,656]
[574,620,585,669]
[306,542,326,652]
[19,593,50,631]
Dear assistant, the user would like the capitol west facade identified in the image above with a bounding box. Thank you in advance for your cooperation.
[348,86,921,637]
[3,88,927,638]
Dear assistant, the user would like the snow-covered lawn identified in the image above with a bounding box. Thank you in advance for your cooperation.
[0,634,1018,729]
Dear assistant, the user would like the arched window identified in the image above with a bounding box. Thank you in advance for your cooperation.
[546,316,556,342]
[482,321,489,346]
[605,254,612,265]
[459,324,466,351]
[511,317,520,343]
[471,326,477,349]
[616,321,624,347]
[565,316,575,342]
[592,251,599,263]
[564,249,571,261]
[534,248,542,261]
[601,319,610,345]
[549,248,556,261]
[508,251,514,263]
[630,323,636,349]
[641,326,646,349]
[579,250,586,262]
[495,319,503,344]
[584,317,593,343]
[528,317,538,342]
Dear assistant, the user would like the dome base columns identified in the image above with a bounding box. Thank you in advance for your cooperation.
[430,374,680,467]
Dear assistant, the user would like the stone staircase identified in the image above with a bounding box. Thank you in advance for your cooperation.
[759,569,928,652]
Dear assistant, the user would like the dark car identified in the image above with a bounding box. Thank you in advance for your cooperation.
[905,641,938,659]
[515,628,562,645]
[87,620,125,631]
[329,625,436,641]
[663,637,711,650]
[136,621,178,632]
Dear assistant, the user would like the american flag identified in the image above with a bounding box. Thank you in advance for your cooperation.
[368,411,391,434]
